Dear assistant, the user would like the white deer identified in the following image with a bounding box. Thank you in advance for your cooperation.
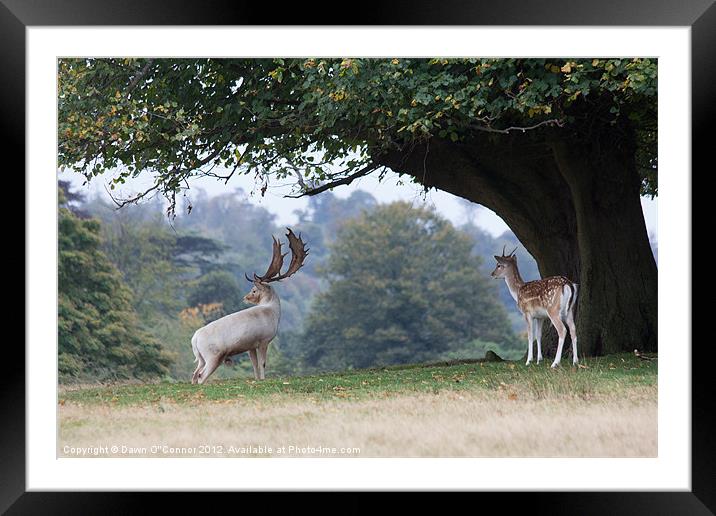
[191,229,308,384]
[491,246,578,368]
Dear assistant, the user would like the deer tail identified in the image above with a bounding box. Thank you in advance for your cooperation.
[567,282,578,314]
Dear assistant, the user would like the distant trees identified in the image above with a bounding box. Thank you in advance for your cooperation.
[72,185,328,380]
[102,218,185,319]
[176,189,280,276]
[58,187,171,381]
[300,202,517,371]
[186,270,244,322]
[59,179,596,382]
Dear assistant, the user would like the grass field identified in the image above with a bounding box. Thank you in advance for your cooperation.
[58,353,657,458]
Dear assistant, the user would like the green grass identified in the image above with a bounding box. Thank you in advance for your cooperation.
[59,353,657,406]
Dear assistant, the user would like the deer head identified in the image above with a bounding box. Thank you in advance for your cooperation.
[244,228,309,298]
[490,244,518,279]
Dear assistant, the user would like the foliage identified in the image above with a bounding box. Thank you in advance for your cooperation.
[300,202,517,371]
[58,58,658,215]
[174,189,278,274]
[101,215,186,318]
[173,234,227,275]
[186,271,245,321]
[85,194,227,274]
[58,188,171,382]
[145,313,199,382]
[58,179,90,218]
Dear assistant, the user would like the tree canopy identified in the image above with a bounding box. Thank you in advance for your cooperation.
[58,58,657,215]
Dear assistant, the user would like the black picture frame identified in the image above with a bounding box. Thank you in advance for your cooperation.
[5,0,710,513]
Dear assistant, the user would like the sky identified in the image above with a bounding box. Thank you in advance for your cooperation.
[59,167,658,241]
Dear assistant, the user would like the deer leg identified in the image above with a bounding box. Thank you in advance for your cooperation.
[258,341,269,380]
[248,349,260,380]
[534,318,544,364]
[565,310,578,366]
[525,315,534,365]
[549,312,568,369]
[197,355,221,385]
[192,354,206,384]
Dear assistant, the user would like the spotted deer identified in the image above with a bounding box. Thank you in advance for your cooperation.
[491,246,578,368]
[191,228,308,384]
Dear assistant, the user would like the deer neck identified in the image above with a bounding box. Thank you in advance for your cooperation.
[503,266,525,303]
[259,289,281,312]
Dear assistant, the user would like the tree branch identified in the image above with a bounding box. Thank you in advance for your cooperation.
[285,163,379,198]
[125,59,155,96]
[470,118,564,135]
[104,181,161,209]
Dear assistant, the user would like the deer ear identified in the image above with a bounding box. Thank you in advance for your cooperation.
[493,255,500,261]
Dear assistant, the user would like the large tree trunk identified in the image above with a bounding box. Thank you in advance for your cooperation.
[376,128,657,356]
[551,131,658,354]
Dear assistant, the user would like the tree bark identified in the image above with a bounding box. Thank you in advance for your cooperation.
[375,128,657,356]
[551,130,658,354]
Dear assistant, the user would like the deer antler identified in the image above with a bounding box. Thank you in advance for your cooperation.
[246,228,308,283]
[259,236,287,281]
[269,228,309,282]
[245,236,285,283]
[497,244,518,260]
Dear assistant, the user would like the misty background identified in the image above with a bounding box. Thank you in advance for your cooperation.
[58,168,657,382]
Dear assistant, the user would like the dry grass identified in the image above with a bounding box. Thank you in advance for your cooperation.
[59,387,657,458]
